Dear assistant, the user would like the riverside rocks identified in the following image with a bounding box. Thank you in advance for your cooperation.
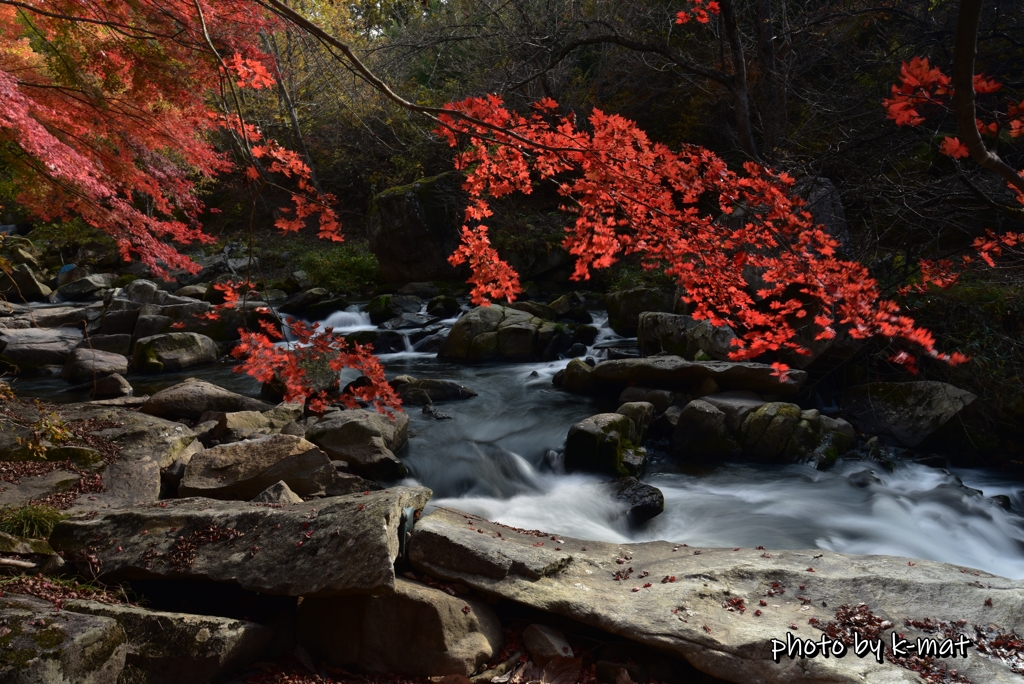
[0,594,127,684]
[605,287,676,336]
[609,477,665,525]
[297,577,503,676]
[410,507,1024,684]
[305,409,410,480]
[61,348,129,384]
[590,356,807,395]
[49,487,432,596]
[842,381,977,447]
[179,434,335,500]
[564,413,645,477]
[62,600,273,684]
[141,379,273,420]
[439,305,581,362]
[133,332,217,373]
[391,375,477,405]
[0,326,82,372]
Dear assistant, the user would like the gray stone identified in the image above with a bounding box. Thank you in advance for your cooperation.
[56,273,117,301]
[61,348,129,384]
[0,327,82,373]
[365,294,424,325]
[590,356,806,396]
[132,313,171,341]
[564,413,643,477]
[439,306,550,363]
[609,477,664,525]
[842,381,977,447]
[133,333,217,372]
[671,400,738,457]
[427,295,461,318]
[174,284,208,300]
[739,402,804,460]
[123,279,160,304]
[99,309,140,336]
[561,358,594,393]
[522,623,573,667]
[700,391,767,433]
[0,263,51,301]
[86,372,133,400]
[605,287,675,336]
[251,480,304,505]
[305,410,410,481]
[50,487,432,596]
[142,379,273,421]
[616,402,654,444]
[297,577,502,676]
[279,288,329,315]
[394,377,477,406]
[62,600,272,684]
[77,334,132,357]
[410,507,1024,684]
[179,434,334,500]
[0,594,127,684]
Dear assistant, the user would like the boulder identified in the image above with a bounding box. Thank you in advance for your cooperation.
[427,295,461,319]
[77,333,132,357]
[297,577,502,676]
[99,308,140,336]
[142,379,273,421]
[609,477,665,525]
[590,356,806,396]
[522,623,573,667]
[305,410,410,480]
[279,287,329,315]
[638,312,741,361]
[561,358,594,393]
[365,294,423,325]
[842,381,977,447]
[179,434,335,500]
[0,327,82,372]
[0,594,127,684]
[0,263,52,301]
[368,172,466,283]
[616,401,654,444]
[133,333,217,373]
[344,328,407,354]
[394,377,477,406]
[699,391,767,433]
[252,480,304,504]
[564,413,645,477]
[380,312,438,330]
[439,306,556,363]
[56,273,117,301]
[50,487,431,596]
[61,348,129,384]
[605,287,675,336]
[174,284,208,300]
[123,279,160,304]
[671,400,738,457]
[204,410,274,443]
[738,402,803,460]
[63,600,272,684]
[410,507,1024,684]
[89,373,133,400]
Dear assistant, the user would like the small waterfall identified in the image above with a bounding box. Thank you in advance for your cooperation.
[320,306,373,331]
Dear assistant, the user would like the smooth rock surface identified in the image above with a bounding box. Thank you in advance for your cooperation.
[50,488,432,596]
[61,348,129,384]
[410,507,1024,684]
[305,409,410,480]
[591,356,806,396]
[141,379,273,421]
[842,381,977,447]
[133,333,217,373]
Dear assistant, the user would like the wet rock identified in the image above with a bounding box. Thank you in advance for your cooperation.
[699,391,767,433]
[739,402,803,460]
[671,400,738,457]
[549,293,592,324]
[842,381,977,447]
[439,306,554,363]
[605,287,675,336]
[252,480,304,505]
[142,379,273,421]
[616,402,654,444]
[62,600,272,684]
[301,296,350,321]
[61,348,129,384]
[591,356,806,396]
[427,295,460,319]
[366,294,423,325]
[0,327,82,373]
[394,377,477,405]
[56,273,117,301]
[305,409,410,480]
[609,477,664,525]
[0,263,52,301]
[564,413,644,477]
[380,312,438,330]
[422,405,452,420]
[368,172,465,283]
[278,287,329,315]
[179,434,334,500]
[297,577,502,676]
[345,329,406,354]
[848,470,883,488]
[133,332,217,373]
[410,507,1024,684]
[0,594,127,684]
[51,487,431,596]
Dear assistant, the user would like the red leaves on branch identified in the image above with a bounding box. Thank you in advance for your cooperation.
[676,0,721,25]
[437,96,966,372]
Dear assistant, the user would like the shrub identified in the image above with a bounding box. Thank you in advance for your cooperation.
[296,241,382,294]
[0,505,66,539]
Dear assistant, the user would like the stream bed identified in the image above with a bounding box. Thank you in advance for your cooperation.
[12,305,1024,579]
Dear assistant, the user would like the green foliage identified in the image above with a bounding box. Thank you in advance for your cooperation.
[602,260,674,292]
[26,218,114,251]
[0,505,66,539]
[296,241,382,294]
[112,273,138,288]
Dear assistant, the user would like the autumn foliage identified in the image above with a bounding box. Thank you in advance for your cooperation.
[439,96,967,374]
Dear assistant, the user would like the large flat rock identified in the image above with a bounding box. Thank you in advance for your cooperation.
[409,507,1024,684]
[591,356,806,395]
[50,487,432,596]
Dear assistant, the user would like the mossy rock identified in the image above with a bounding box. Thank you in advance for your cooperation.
[740,402,804,461]
[564,413,640,477]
